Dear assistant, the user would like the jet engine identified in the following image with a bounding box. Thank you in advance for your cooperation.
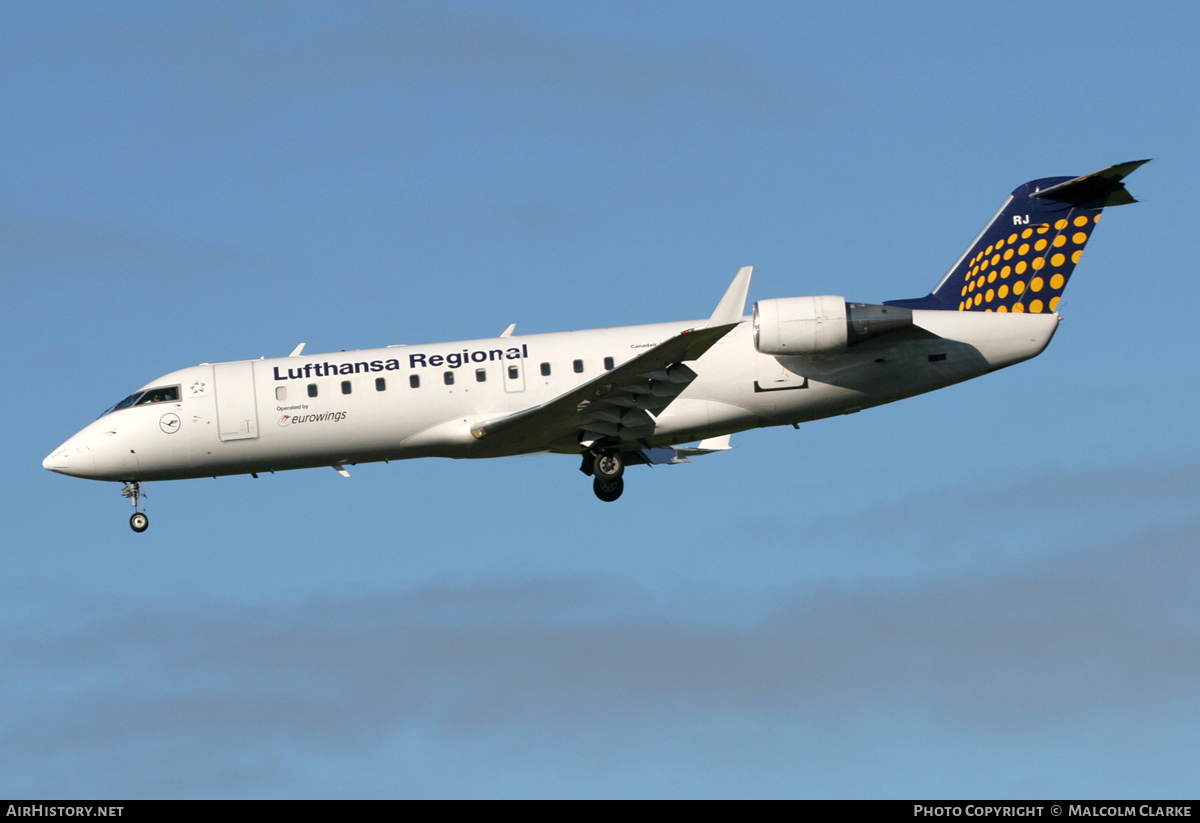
[753,297,912,355]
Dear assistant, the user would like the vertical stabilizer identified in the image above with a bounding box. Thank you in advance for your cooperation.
[887,160,1149,315]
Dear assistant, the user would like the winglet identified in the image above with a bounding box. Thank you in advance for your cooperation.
[289,343,306,357]
[500,324,516,338]
[706,267,752,328]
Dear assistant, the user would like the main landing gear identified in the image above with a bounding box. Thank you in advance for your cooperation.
[581,451,625,502]
[593,476,623,502]
[121,481,148,533]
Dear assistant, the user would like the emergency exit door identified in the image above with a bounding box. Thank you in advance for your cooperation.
[502,356,526,393]
[214,361,260,440]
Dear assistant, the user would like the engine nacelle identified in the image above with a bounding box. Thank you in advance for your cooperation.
[753,297,914,355]
[753,295,848,355]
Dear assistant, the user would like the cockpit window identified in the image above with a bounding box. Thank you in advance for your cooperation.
[103,393,144,416]
[135,386,180,405]
[101,385,180,417]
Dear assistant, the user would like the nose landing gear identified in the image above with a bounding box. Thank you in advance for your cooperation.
[121,481,149,532]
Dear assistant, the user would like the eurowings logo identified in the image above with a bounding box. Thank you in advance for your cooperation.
[279,411,347,427]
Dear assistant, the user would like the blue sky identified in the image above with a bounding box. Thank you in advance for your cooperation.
[3,0,1198,798]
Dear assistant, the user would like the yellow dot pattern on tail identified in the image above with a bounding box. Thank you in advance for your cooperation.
[884,160,1148,317]
[953,212,1098,313]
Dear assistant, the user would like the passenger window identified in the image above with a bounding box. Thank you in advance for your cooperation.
[540,362,551,376]
[276,387,287,401]
[409,374,420,389]
[308,384,318,398]
[476,368,486,382]
[341,381,352,395]
[573,359,583,373]
[508,365,519,380]
[604,356,614,371]
[376,377,386,391]
[444,371,454,385]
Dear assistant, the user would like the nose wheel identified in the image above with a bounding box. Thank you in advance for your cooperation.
[121,481,149,533]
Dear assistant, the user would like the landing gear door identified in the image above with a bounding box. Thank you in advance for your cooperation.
[502,355,526,393]
[214,361,260,440]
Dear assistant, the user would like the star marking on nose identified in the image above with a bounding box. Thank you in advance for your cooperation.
[189,381,206,395]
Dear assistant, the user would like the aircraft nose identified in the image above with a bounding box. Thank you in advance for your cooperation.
[43,446,72,473]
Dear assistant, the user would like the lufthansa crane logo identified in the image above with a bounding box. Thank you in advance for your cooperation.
[159,413,181,434]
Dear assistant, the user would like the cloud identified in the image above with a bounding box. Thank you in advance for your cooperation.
[0,215,297,306]
[4,463,1199,796]
[840,460,1200,561]
[110,2,809,124]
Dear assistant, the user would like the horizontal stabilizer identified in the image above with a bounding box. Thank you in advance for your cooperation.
[641,448,691,465]
[1031,159,1151,208]
[673,434,732,457]
[638,435,734,465]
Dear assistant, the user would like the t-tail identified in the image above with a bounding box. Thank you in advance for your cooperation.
[886,160,1150,314]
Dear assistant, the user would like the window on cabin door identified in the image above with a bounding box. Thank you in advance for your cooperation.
[503,356,525,393]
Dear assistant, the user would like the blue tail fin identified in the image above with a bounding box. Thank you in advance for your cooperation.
[886,160,1149,314]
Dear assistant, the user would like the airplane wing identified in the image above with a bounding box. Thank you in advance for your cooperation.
[470,321,738,451]
[470,267,752,452]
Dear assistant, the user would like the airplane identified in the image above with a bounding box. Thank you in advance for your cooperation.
[43,160,1148,532]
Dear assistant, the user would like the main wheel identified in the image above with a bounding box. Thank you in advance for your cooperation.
[130,512,149,533]
[593,476,623,502]
[593,452,624,480]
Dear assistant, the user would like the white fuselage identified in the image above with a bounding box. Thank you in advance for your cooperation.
[43,310,1059,483]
